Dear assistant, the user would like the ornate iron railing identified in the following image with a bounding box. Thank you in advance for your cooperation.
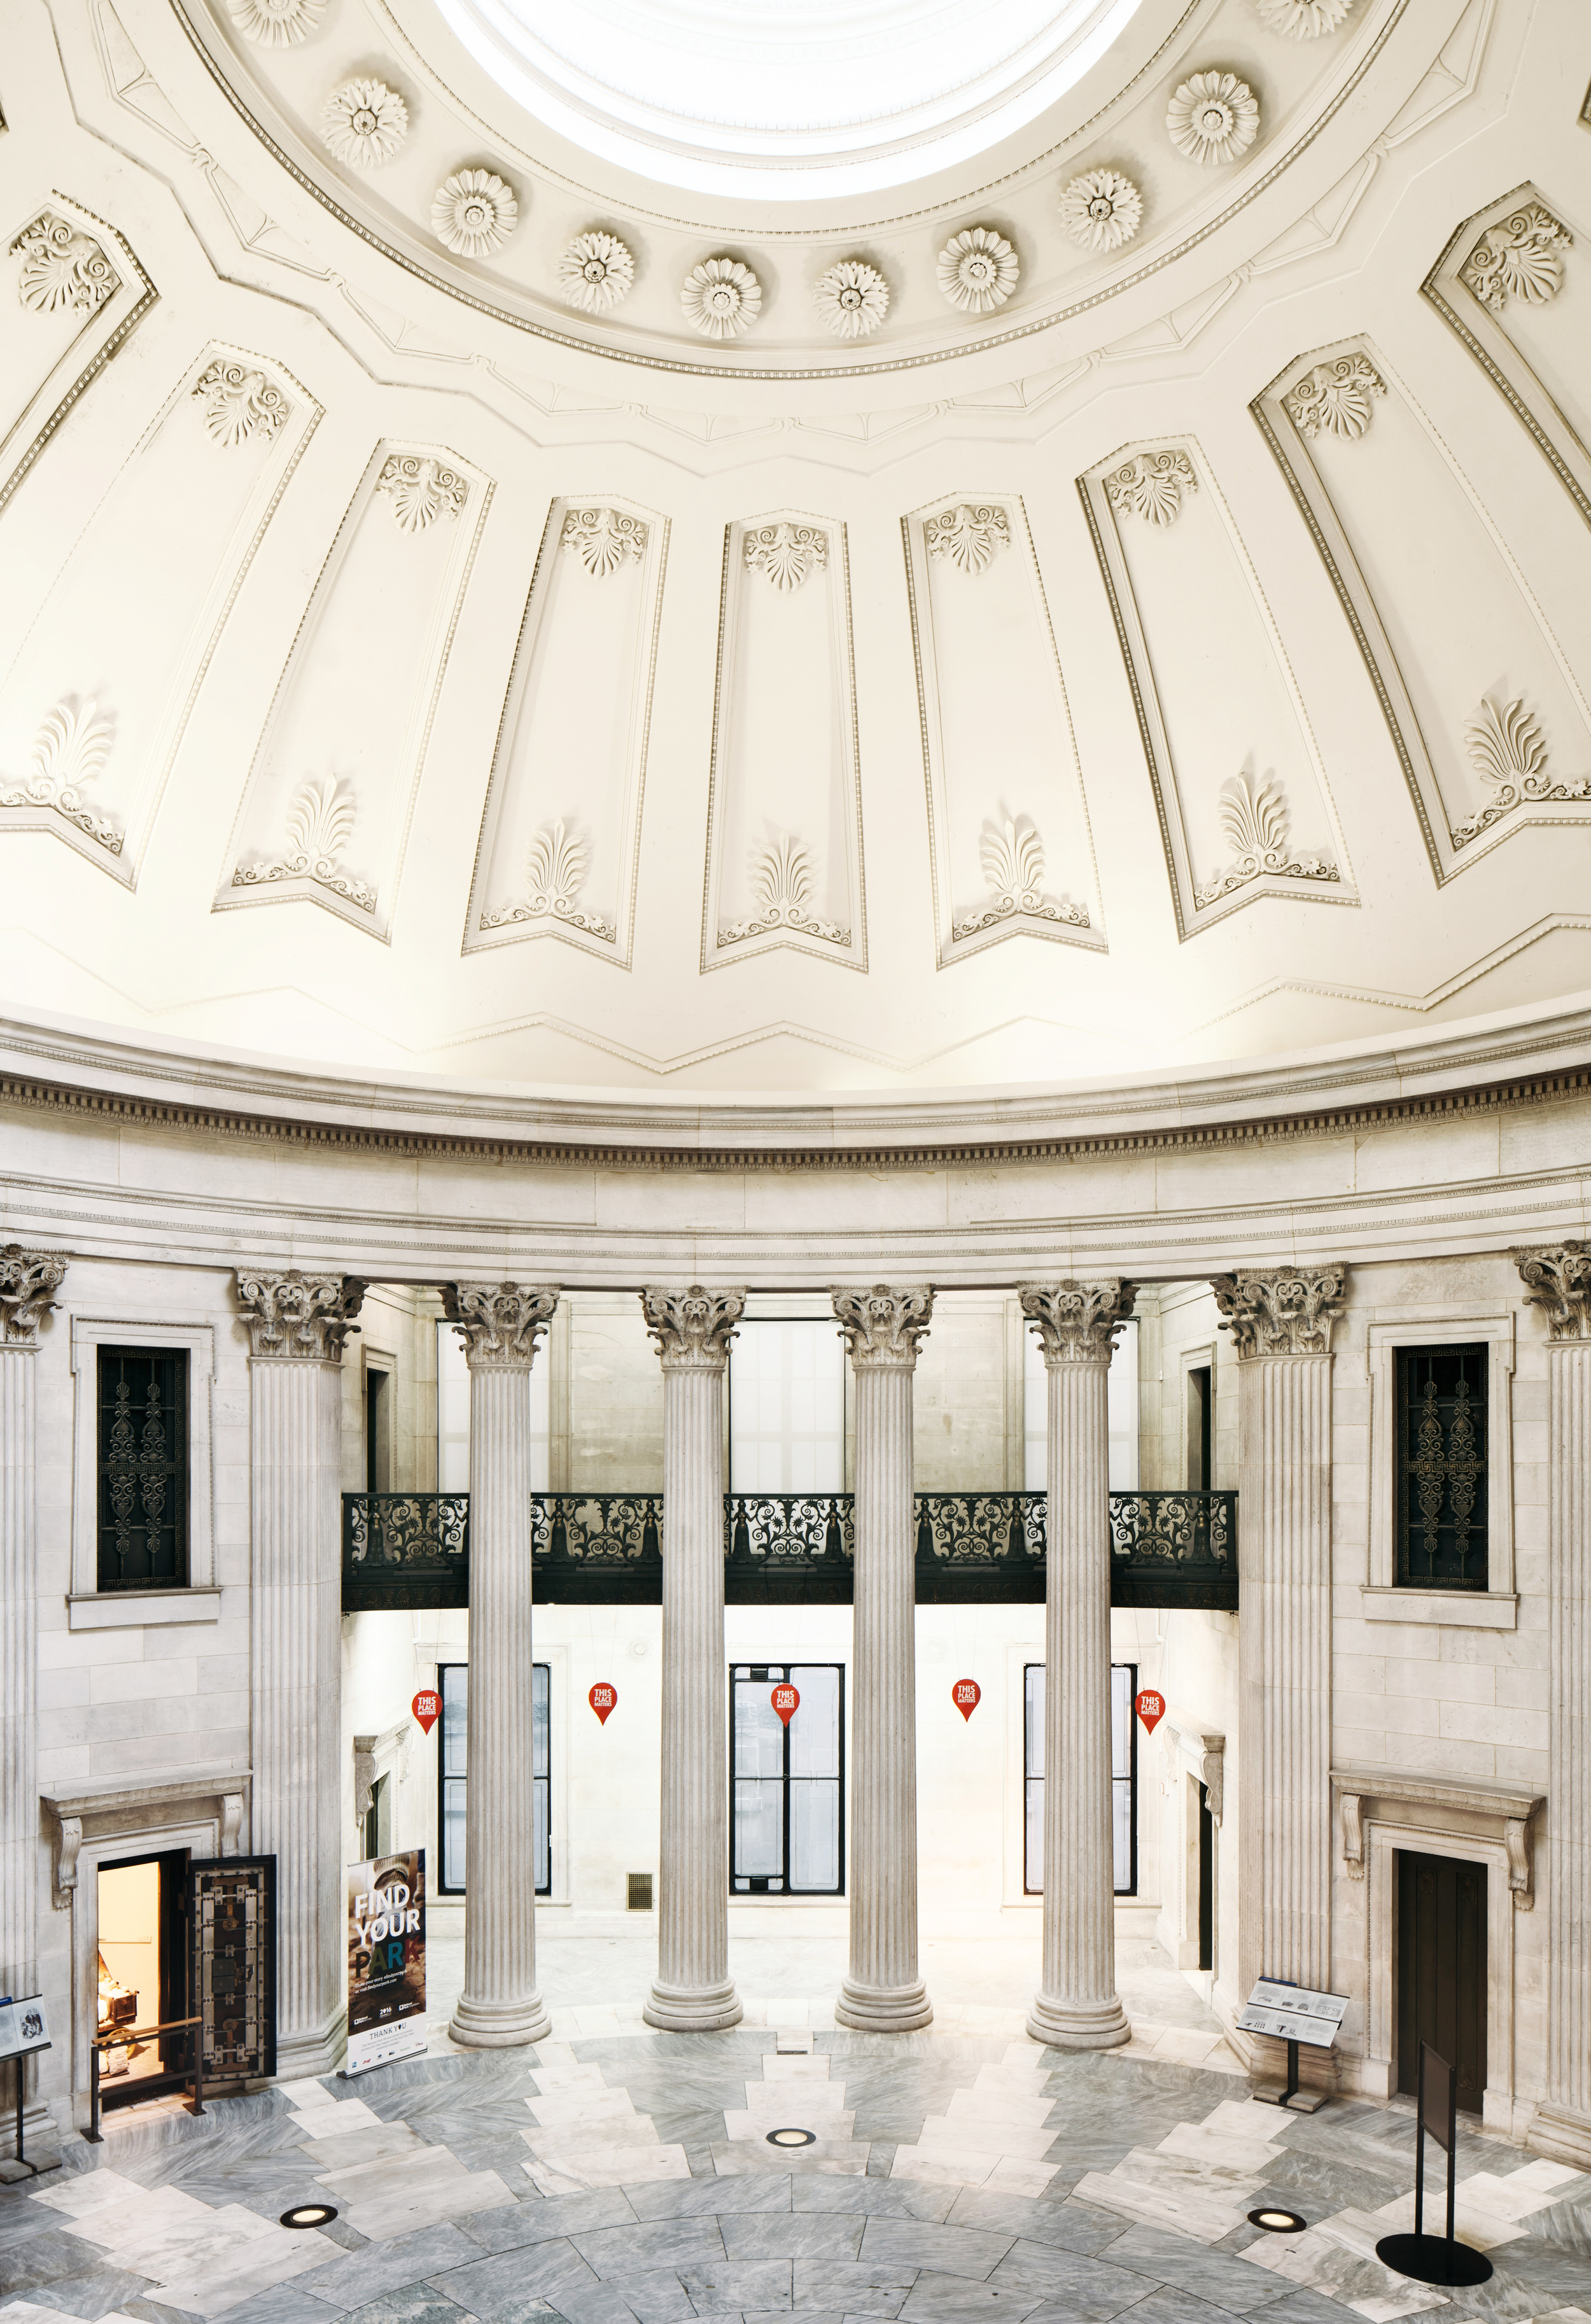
[724,1493,854,1603]
[344,1486,1237,1610]
[343,1493,470,1611]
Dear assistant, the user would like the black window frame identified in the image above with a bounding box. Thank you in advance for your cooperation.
[1395,1342,1489,1592]
[437,1660,551,1896]
[95,1346,190,1593]
[1023,1659,1139,1898]
[729,1661,846,1897]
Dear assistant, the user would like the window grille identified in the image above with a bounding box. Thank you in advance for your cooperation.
[438,1661,550,1893]
[96,1347,188,1591]
[731,1663,844,1895]
[1396,1344,1488,1589]
[1024,1661,1137,1896]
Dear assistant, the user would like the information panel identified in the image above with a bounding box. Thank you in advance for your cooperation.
[0,1997,49,2061]
[346,1849,427,2074]
[1236,1978,1349,2048]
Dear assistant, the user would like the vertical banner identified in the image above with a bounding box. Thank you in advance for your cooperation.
[345,1848,427,2074]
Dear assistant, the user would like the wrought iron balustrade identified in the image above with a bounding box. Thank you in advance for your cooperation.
[531,1492,664,1602]
[1109,1489,1237,1609]
[724,1493,855,1603]
[915,1491,1046,1603]
[343,1492,469,1611]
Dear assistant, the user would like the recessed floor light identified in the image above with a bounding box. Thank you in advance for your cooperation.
[1248,2208,1307,2234]
[766,2126,817,2148]
[281,2203,339,2229]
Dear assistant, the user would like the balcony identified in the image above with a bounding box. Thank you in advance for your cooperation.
[343,1488,1237,1613]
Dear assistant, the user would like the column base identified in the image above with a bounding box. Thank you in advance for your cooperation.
[1026,1991,1130,2051]
[275,2004,348,2081]
[834,1976,932,2034]
[1528,2101,1591,2171]
[449,1990,552,2048]
[643,1977,743,2033]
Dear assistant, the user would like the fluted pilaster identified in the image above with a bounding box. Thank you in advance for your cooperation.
[1213,1264,1345,2053]
[237,1268,364,2078]
[833,1286,932,2033]
[445,1282,557,2048]
[642,1287,745,2032]
[1,1246,66,2155]
[1515,1244,1591,2165]
[1022,1281,1134,2050]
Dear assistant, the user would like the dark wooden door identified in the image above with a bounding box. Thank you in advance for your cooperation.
[1197,1782,1213,1972]
[1397,1850,1486,2113]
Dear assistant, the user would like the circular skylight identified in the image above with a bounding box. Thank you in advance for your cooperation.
[433,0,1146,199]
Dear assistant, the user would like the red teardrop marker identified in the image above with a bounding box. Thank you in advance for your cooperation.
[952,1679,981,1721]
[589,1682,617,1724]
[1135,1689,1166,1735]
[771,1683,799,1726]
[411,1689,440,1736]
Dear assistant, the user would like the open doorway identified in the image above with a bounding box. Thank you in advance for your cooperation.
[1397,1849,1487,2114]
[95,1849,190,2110]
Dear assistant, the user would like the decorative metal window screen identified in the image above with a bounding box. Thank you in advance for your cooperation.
[1024,1662,1137,1896]
[438,1662,549,1894]
[96,1347,188,1589]
[1396,1344,1488,1589]
[188,1856,274,2081]
[731,1663,844,1895]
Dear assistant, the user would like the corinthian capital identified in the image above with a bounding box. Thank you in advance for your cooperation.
[236,1269,367,1359]
[832,1285,934,1370]
[640,1286,745,1369]
[1020,1280,1135,1366]
[1211,1263,1347,1358]
[0,1243,68,1344]
[1513,1243,1591,1341]
[444,1282,558,1369]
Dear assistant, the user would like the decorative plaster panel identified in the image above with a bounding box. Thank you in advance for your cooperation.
[0,344,318,882]
[1081,438,1352,939]
[1252,335,1591,883]
[217,436,491,938]
[904,493,1100,965]
[703,511,864,971]
[464,495,666,967]
[1,195,154,516]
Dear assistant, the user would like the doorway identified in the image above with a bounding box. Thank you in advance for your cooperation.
[95,1849,190,2109]
[1196,1780,1214,1973]
[1396,1850,1487,2115]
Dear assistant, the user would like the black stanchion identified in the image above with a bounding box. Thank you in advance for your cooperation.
[1375,2042,1493,2288]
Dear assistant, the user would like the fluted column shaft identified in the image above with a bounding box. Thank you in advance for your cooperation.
[642,1288,745,2032]
[1514,1244,1591,2164]
[834,1286,933,2033]
[1213,1264,1345,2061]
[238,1269,364,2078]
[1,1246,67,2155]
[446,1283,557,2048]
[1022,1283,1133,2050]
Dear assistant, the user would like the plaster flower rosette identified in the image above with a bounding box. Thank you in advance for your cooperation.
[557,230,636,314]
[321,78,409,168]
[225,0,323,45]
[431,169,518,259]
[681,256,762,339]
[1254,0,1354,33]
[813,259,889,339]
[1058,168,1144,252]
[936,227,1019,314]
[1165,71,1260,165]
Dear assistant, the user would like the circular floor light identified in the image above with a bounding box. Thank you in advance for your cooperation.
[280,2203,339,2229]
[1248,2208,1307,2234]
[766,2126,817,2148]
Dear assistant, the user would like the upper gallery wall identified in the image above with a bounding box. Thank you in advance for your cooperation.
[1,0,1588,1095]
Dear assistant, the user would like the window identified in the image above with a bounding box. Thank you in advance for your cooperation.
[729,1320,845,1491]
[1396,1344,1488,1590]
[731,1664,844,1894]
[365,1370,389,1495]
[1023,1661,1137,1896]
[95,1348,188,1591]
[1025,1317,1139,1489]
[1187,1365,1212,1489]
[438,1661,550,1894]
[437,1321,550,1490]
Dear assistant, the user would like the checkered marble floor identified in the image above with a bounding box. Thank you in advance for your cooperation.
[2,2025,1588,2324]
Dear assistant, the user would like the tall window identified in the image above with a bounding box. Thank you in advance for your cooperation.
[1024,1661,1137,1895]
[1396,1344,1487,1590]
[729,1320,845,1491]
[438,1661,550,1894]
[731,1664,844,1894]
[96,1348,188,1591]
[1025,1319,1139,1489]
[437,1322,550,1490]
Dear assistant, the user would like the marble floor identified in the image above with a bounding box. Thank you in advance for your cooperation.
[3,1990,1588,2324]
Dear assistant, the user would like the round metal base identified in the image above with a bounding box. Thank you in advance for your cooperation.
[1375,2233,1494,2286]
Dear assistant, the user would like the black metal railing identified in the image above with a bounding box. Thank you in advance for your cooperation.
[342,1486,1237,1611]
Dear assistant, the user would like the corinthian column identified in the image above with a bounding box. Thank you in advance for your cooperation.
[444,1283,557,2047]
[1021,1282,1135,2050]
[832,1286,934,2033]
[1,1246,67,2158]
[1212,1262,1345,2068]
[1515,1243,1591,2166]
[641,1286,745,2032]
[237,1268,366,2077]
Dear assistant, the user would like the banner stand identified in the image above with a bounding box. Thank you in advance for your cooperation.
[342,1851,428,2078]
[1375,2042,1493,2287]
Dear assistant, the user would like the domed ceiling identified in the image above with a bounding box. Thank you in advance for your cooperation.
[1,0,1588,1097]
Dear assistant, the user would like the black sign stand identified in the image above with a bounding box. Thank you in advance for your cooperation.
[2,2042,53,2183]
[1375,2042,1493,2288]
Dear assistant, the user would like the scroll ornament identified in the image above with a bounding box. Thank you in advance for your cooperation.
[235,1270,367,1358]
[444,1283,559,1369]
[640,1286,747,1369]
[832,1286,934,1369]
[1211,1264,1348,1356]
[1020,1281,1136,1366]
[1513,1243,1591,1340]
[0,1244,68,1344]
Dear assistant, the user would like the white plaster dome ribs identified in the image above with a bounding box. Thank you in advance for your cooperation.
[4,0,1591,1099]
